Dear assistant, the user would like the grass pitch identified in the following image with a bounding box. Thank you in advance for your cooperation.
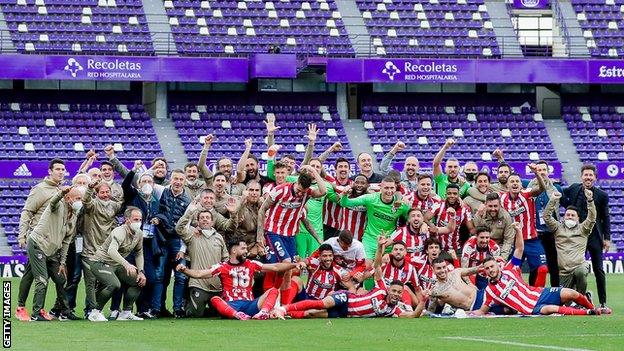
[7,275,623,351]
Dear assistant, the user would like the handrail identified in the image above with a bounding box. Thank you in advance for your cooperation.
[551,0,572,56]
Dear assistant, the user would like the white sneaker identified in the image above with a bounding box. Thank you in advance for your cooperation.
[88,309,108,322]
[109,310,119,320]
[117,310,144,321]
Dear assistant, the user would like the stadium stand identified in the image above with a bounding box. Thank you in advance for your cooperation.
[0,0,154,54]
[0,102,162,161]
[164,0,354,56]
[572,0,624,57]
[0,179,37,255]
[356,0,500,57]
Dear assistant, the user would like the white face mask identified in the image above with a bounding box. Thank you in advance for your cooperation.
[564,219,577,229]
[129,222,142,232]
[141,183,153,196]
[71,200,83,212]
[76,186,87,196]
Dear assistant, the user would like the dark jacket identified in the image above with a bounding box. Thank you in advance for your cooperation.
[122,170,159,225]
[561,183,610,242]
[155,187,191,240]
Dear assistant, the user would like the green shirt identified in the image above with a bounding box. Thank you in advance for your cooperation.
[434,173,470,199]
[339,193,409,243]
[296,180,335,237]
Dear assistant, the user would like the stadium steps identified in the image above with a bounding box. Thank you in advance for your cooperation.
[141,0,178,55]
[558,0,591,58]
[484,0,523,57]
[0,225,12,256]
[335,0,373,57]
[343,119,378,168]
[152,118,188,168]
[543,119,583,183]
[0,7,16,53]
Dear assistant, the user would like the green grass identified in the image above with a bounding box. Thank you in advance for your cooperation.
[7,275,624,351]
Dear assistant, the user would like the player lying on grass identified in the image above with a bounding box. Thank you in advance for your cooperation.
[177,237,304,320]
[471,220,611,316]
[271,236,427,319]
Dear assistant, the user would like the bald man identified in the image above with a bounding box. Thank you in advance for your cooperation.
[380,141,419,192]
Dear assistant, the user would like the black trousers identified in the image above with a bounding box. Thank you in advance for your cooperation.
[587,235,607,305]
[539,231,560,287]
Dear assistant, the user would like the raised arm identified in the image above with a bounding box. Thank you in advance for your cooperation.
[198,134,214,183]
[527,163,546,197]
[256,196,274,247]
[380,141,404,175]
[301,123,318,167]
[433,138,455,177]
[236,138,253,184]
[511,222,523,260]
[373,236,389,281]
[264,114,279,148]
[176,264,214,279]
[300,166,327,198]
[105,144,130,178]
[543,192,561,233]
[317,142,342,163]
[580,188,597,237]
[78,149,97,174]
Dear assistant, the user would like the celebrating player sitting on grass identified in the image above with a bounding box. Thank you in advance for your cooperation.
[272,236,427,319]
[176,237,304,320]
[472,222,611,316]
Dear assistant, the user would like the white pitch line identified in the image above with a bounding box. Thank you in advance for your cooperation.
[441,336,594,351]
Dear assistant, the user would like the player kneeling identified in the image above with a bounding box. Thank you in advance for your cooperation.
[177,237,303,320]
[273,236,426,319]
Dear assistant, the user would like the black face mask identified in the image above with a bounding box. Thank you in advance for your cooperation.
[465,173,477,182]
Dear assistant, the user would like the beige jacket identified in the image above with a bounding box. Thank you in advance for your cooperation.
[544,197,596,275]
[29,191,78,263]
[18,177,61,242]
[93,225,144,270]
[473,208,516,259]
[82,187,123,259]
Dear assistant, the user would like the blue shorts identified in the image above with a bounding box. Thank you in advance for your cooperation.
[532,287,562,315]
[267,232,297,262]
[228,299,260,316]
[295,289,313,302]
[475,275,488,290]
[522,238,547,271]
[327,291,349,318]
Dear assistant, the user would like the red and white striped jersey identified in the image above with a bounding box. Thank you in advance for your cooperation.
[461,237,500,276]
[321,237,367,272]
[347,279,402,318]
[500,190,537,240]
[304,257,344,300]
[410,255,437,290]
[264,183,312,236]
[323,179,352,229]
[390,225,427,256]
[484,259,543,315]
[339,198,367,241]
[405,192,442,213]
[208,260,263,302]
[262,182,277,196]
[431,201,472,252]
[381,261,419,288]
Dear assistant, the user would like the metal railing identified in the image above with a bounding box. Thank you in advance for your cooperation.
[551,0,572,57]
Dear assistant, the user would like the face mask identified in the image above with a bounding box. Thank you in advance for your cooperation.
[129,222,142,232]
[564,219,577,229]
[465,173,477,182]
[71,200,83,212]
[141,183,153,196]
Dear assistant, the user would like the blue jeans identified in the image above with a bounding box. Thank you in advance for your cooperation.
[135,238,158,313]
[153,238,187,313]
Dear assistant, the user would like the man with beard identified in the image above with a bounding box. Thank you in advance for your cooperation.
[461,227,501,289]
[463,162,479,187]
[410,237,443,290]
[231,181,263,257]
[491,161,512,193]
[183,162,205,199]
[432,139,469,199]
[405,174,442,213]
[322,157,353,239]
[380,141,420,192]
[380,241,422,308]
[236,138,271,187]
[175,207,228,317]
[15,159,65,321]
[428,258,488,313]
[528,160,564,287]
[472,222,607,316]
[545,190,596,296]
[339,177,410,261]
[274,236,426,319]
[211,173,235,216]
[500,168,547,287]
[177,238,303,320]
[561,165,610,308]
[391,209,429,256]
[425,184,473,258]
[339,175,369,241]
[351,152,383,184]
[464,172,491,213]
[198,134,238,186]
[81,180,123,318]
[473,193,516,259]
